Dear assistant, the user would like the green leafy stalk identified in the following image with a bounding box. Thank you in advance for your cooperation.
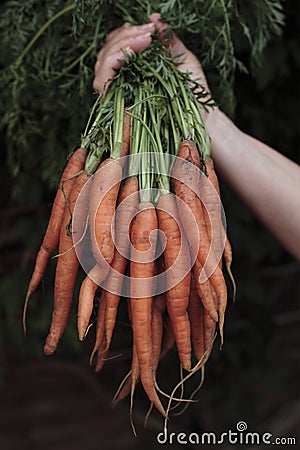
[112,78,125,160]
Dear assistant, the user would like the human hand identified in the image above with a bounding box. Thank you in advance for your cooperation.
[148,13,210,95]
[93,21,155,93]
[93,14,215,122]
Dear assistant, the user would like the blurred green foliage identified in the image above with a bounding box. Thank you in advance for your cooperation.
[0,0,284,194]
[0,0,299,442]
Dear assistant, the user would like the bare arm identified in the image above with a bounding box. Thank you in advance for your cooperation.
[207,109,300,260]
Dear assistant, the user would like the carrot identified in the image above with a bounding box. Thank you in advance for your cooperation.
[223,233,236,301]
[172,140,217,276]
[203,308,216,361]
[161,315,175,358]
[200,157,224,266]
[113,298,140,406]
[152,293,167,375]
[43,170,90,356]
[200,157,229,339]
[157,193,192,371]
[23,147,87,332]
[202,157,236,298]
[127,295,141,434]
[89,157,122,269]
[192,257,218,323]
[172,140,227,341]
[104,176,139,349]
[141,293,167,426]
[130,342,140,404]
[127,341,141,435]
[95,339,109,372]
[113,371,132,405]
[130,201,166,417]
[114,342,140,405]
[119,112,131,167]
[90,289,107,371]
[188,275,205,363]
[157,236,174,362]
[77,263,107,341]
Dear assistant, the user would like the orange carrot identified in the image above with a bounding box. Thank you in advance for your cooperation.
[157,193,192,371]
[113,299,140,405]
[223,233,236,301]
[203,308,216,360]
[192,257,218,323]
[161,315,175,358]
[23,147,87,331]
[200,157,224,264]
[203,158,236,300]
[89,157,122,269]
[114,342,140,405]
[95,339,109,372]
[43,170,90,356]
[104,176,139,348]
[90,289,107,371]
[130,201,166,417]
[130,342,140,402]
[119,112,131,167]
[77,263,107,341]
[128,298,140,408]
[156,260,175,358]
[172,140,217,276]
[188,275,205,363]
[127,297,140,432]
[172,140,227,340]
[152,293,167,375]
[199,157,228,339]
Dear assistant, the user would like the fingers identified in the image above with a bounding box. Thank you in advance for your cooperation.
[148,13,167,34]
[148,13,187,56]
[106,22,154,45]
[93,22,155,93]
[149,12,209,95]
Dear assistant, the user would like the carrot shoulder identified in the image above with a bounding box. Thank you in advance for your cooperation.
[89,157,122,269]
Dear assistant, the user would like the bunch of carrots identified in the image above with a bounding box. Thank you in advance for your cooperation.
[24,35,235,424]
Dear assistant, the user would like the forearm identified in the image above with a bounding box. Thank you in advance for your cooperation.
[207,108,300,260]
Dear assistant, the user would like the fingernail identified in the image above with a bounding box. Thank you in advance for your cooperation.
[132,31,152,40]
[141,22,155,29]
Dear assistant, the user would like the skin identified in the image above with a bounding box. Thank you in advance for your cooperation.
[93,14,300,261]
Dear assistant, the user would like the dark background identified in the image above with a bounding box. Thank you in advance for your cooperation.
[1,1,300,449]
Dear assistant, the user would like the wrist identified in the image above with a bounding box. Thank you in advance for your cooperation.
[205,106,237,159]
